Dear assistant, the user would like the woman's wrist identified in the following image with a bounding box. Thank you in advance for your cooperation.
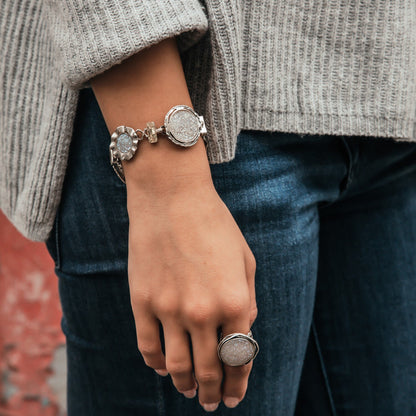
[123,135,212,193]
[90,36,211,186]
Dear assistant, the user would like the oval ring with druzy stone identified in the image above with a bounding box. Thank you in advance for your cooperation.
[217,330,259,367]
[109,126,141,161]
[164,105,207,147]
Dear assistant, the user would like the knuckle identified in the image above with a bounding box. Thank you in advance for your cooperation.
[250,305,258,323]
[185,303,217,326]
[222,297,249,320]
[237,364,252,377]
[226,363,252,378]
[130,288,152,306]
[143,359,158,368]
[153,298,180,317]
[166,361,193,377]
[188,311,211,326]
[196,371,222,385]
[130,291,152,315]
[137,341,161,358]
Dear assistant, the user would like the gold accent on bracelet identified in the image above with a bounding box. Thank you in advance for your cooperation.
[145,121,159,143]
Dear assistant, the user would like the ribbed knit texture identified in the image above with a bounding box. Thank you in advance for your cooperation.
[1,0,416,241]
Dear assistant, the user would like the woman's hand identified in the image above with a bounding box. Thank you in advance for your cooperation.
[126,166,258,411]
[90,35,257,411]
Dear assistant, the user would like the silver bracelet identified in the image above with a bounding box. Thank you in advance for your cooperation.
[109,105,208,183]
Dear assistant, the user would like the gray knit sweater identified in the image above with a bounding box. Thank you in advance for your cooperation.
[1,1,415,241]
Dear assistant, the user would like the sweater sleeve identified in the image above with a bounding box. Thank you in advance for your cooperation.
[48,0,209,90]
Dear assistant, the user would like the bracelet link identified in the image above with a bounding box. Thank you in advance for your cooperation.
[145,121,158,143]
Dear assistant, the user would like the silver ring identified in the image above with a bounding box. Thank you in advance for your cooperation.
[217,330,259,366]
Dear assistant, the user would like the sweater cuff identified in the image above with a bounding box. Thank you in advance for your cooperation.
[50,0,209,90]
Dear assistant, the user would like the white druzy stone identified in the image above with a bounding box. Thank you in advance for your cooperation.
[169,110,199,143]
[117,133,132,153]
[220,338,256,366]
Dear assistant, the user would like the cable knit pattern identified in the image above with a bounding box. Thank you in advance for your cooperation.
[1,0,416,241]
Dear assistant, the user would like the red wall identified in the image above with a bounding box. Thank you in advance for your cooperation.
[0,211,66,416]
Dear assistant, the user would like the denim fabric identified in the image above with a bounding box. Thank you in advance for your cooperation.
[46,88,416,415]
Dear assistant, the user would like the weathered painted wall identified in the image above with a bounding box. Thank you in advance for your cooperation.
[0,212,66,416]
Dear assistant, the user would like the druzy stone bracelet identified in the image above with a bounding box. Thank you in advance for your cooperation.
[109,105,208,183]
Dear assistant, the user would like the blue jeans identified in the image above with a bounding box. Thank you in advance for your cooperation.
[46,88,416,415]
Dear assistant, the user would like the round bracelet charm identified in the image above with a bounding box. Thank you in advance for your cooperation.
[109,126,140,161]
[164,105,206,147]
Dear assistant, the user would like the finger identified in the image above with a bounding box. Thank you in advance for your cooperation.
[245,249,258,327]
[220,319,253,409]
[163,322,197,397]
[191,326,223,412]
[132,307,166,372]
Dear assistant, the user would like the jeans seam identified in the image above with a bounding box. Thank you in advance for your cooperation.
[54,202,62,271]
[339,136,354,191]
[311,320,337,416]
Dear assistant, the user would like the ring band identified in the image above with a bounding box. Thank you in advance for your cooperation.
[217,330,259,366]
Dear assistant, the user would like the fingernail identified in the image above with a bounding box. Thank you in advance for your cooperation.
[223,397,240,408]
[202,402,220,412]
[182,389,197,399]
[155,369,169,376]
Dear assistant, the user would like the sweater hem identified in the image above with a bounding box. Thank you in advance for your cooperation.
[241,109,416,142]
[205,110,416,165]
